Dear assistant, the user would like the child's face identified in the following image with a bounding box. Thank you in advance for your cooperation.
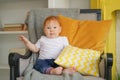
[44,20,61,38]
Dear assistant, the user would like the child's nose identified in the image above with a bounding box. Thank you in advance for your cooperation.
[50,28,54,32]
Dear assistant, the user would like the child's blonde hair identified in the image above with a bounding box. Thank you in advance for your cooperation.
[43,16,61,28]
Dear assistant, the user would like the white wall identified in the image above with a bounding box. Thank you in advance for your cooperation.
[0,0,90,25]
[48,0,90,8]
[69,0,90,8]
[0,0,48,25]
[48,0,69,8]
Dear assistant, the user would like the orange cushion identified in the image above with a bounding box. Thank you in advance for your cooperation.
[71,20,112,52]
[58,15,112,52]
[58,15,79,44]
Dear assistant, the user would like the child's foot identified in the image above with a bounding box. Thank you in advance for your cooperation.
[63,67,76,75]
[50,67,63,75]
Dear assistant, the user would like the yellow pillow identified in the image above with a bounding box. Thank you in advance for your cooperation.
[55,45,100,76]
[58,15,79,44]
[71,20,112,52]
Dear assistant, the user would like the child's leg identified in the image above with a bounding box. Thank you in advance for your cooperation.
[45,59,63,75]
[49,67,63,75]
[34,59,51,74]
[34,59,63,75]
[63,67,76,75]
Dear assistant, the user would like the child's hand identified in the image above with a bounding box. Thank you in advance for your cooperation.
[19,35,28,43]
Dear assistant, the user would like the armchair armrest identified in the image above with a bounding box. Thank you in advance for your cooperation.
[99,53,113,80]
[105,53,113,80]
[8,50,32,80]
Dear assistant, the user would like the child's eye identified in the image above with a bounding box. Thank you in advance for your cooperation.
[54,26,56,29]
[47,27,50,29]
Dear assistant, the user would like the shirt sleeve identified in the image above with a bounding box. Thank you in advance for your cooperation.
[35,38,41,49]
[63,37,69,46]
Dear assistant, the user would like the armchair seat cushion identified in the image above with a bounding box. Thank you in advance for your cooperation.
[16,71,105,80]
[83,76,105,80]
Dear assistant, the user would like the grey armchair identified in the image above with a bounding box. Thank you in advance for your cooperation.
[8,8,113,80]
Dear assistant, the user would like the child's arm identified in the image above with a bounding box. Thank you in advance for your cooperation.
[19,35,39,52]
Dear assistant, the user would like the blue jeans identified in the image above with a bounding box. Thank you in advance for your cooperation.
[34,59,59,74]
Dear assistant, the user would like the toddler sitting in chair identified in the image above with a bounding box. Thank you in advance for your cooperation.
[19,16,76,75]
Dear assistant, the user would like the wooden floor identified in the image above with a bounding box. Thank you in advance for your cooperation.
[0,69,9,80]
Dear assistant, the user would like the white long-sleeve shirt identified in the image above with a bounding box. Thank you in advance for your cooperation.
[35,36,69,59]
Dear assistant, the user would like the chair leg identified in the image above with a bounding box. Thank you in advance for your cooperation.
[106,66,112,80]
[10,67,16,80]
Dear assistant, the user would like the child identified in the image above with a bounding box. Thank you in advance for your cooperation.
[19,16,76,75]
